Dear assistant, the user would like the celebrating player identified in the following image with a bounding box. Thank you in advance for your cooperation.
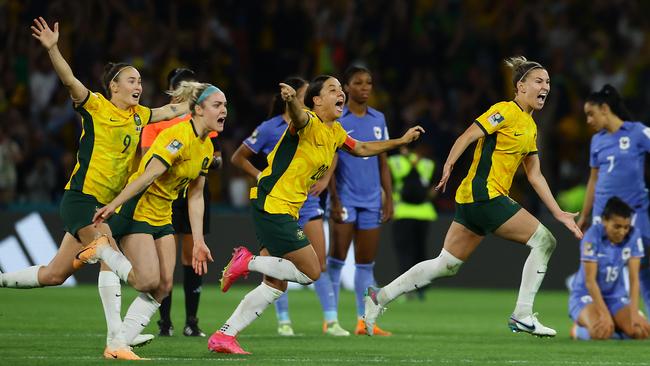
[231,76,348,336]
[207,75,423,354]
[364,56,582,337]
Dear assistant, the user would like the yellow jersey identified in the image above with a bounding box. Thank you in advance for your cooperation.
[455,101,538,204]
[118,120,213,226]
[250,110,349,218]
[65,92,152,204]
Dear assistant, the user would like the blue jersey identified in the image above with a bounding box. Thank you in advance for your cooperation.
[243,114,321,222]
[333,106,388,208]
[590,121,650,216]
[571,223,644,298]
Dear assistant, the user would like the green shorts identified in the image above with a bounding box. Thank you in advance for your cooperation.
[453,195,522,236]
[60,190,103,238]
[250,206,310,257]
[109,213,175,242]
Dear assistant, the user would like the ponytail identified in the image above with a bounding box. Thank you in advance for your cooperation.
[585,84,633,121]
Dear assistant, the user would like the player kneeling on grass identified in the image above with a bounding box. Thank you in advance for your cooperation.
[569,196,650,340]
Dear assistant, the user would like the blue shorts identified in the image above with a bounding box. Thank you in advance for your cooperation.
[568,293,630,322]
[336,205,381,230]
[297,195,324,229]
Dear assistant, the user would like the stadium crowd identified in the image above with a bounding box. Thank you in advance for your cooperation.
[2,0,650,212]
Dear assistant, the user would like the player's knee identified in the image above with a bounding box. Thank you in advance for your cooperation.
[295,268,318,285]
[528,224,556,253]
[437,249,463,276]
[134,276,159,293]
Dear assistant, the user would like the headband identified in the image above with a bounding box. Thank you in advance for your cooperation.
[197,85,222,104]
[517,63,544,83]
[110,66,134,83]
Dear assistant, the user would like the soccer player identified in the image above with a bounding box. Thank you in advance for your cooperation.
[327,65,393,336]
[0,17,186,349]
[231,76,349,336]
[207,76,424,354]
[364,56,583,337]
[84,81,224,360]
[141,68,220,338]
[569,197,650,340]
[576,84,650,316]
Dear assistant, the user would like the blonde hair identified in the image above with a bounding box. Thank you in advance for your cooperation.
[167,81,214,112]
[504,56,544,90]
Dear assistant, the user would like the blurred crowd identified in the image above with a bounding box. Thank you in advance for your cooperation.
[2,0,650,212]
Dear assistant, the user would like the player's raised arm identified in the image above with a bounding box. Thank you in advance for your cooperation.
[343,126,424,157]
[31,17,88,104]
[280,83,309,130]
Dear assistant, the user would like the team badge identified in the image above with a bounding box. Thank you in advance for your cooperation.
[583,242,594,256]
[374,126,382,140]
[248,129,259,145]
[622,247,631,261]
[487,112,505,126]
[297,229,305,240]
[134,113,143,132]
[166,139,183,154]
[619,136,630,150]
[201,157,210,170]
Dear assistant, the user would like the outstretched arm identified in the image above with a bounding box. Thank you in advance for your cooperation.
[435,122,484,192]
[31,17,88,104]
[93,158,168,224]
[343,126,424,157]
[279,83,309,130]
[150,102,189,123]
[522,154,582,239]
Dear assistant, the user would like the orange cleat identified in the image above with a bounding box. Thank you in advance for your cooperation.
[75,235,110,265]
[103,346,146,360]
[354,318,392,336]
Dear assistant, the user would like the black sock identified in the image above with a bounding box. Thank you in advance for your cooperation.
[183,265,202,322]
[159,291,172,324]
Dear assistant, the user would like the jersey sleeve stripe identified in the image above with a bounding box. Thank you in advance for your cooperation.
[150,154,171,169]
[69,108,95,192]
[527,151,539,156]
[242,140,259,154]
[74,91,92,111]
[473,120,488,136]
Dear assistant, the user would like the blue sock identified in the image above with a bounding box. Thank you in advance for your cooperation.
[575,325,591,340]
[274,292,290,323]
[314,271,338,322]
[354,262,375,318]
[327,256,345,307]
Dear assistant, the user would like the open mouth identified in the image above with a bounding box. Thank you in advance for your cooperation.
[217,117,226,124]
[537,93,547,103]
[335,100,344,113]
[132,92,141,99]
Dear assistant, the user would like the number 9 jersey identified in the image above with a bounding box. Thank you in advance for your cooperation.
[118,120,214,226]
[65,92,152,204]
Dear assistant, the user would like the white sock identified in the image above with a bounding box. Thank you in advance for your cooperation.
[513,224,556,318]
[98,271,122,344]
[97,246,133,283]
[248,256,314,284]
[0,265,41,288]
[220,282,284,336]
[110,292,160,348]
[379,249,463,305]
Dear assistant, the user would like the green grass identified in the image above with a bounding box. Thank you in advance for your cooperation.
[1,285,648,365]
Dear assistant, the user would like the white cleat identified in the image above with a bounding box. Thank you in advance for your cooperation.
[277,323,295,336]
[108,333,155,348]
[323,321,350,336]
[508,313,556,337]
[363,286,387,337]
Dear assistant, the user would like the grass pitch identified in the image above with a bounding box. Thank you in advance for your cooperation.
[0,284,648,365]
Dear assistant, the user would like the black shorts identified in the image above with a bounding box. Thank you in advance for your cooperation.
[172,181,211,235]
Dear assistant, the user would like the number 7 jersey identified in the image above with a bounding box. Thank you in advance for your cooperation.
[590,121,650,215]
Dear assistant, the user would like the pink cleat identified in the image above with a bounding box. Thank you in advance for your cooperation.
[208,332,250,354]
[220,246,253,292]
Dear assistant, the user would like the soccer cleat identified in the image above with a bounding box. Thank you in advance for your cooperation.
[131,334,155,347]
[75,235,110,265]
[183,317,206,337]
[355,318,392,336]
[508,313,557,337]
[157,319,173,336]
[103,346,146,360]
[322,321,350,336]
[71,258,85,270]
[277,323,295,336]
[363,286,387,336]
[220,246,253,292]
[208,331,251,354]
